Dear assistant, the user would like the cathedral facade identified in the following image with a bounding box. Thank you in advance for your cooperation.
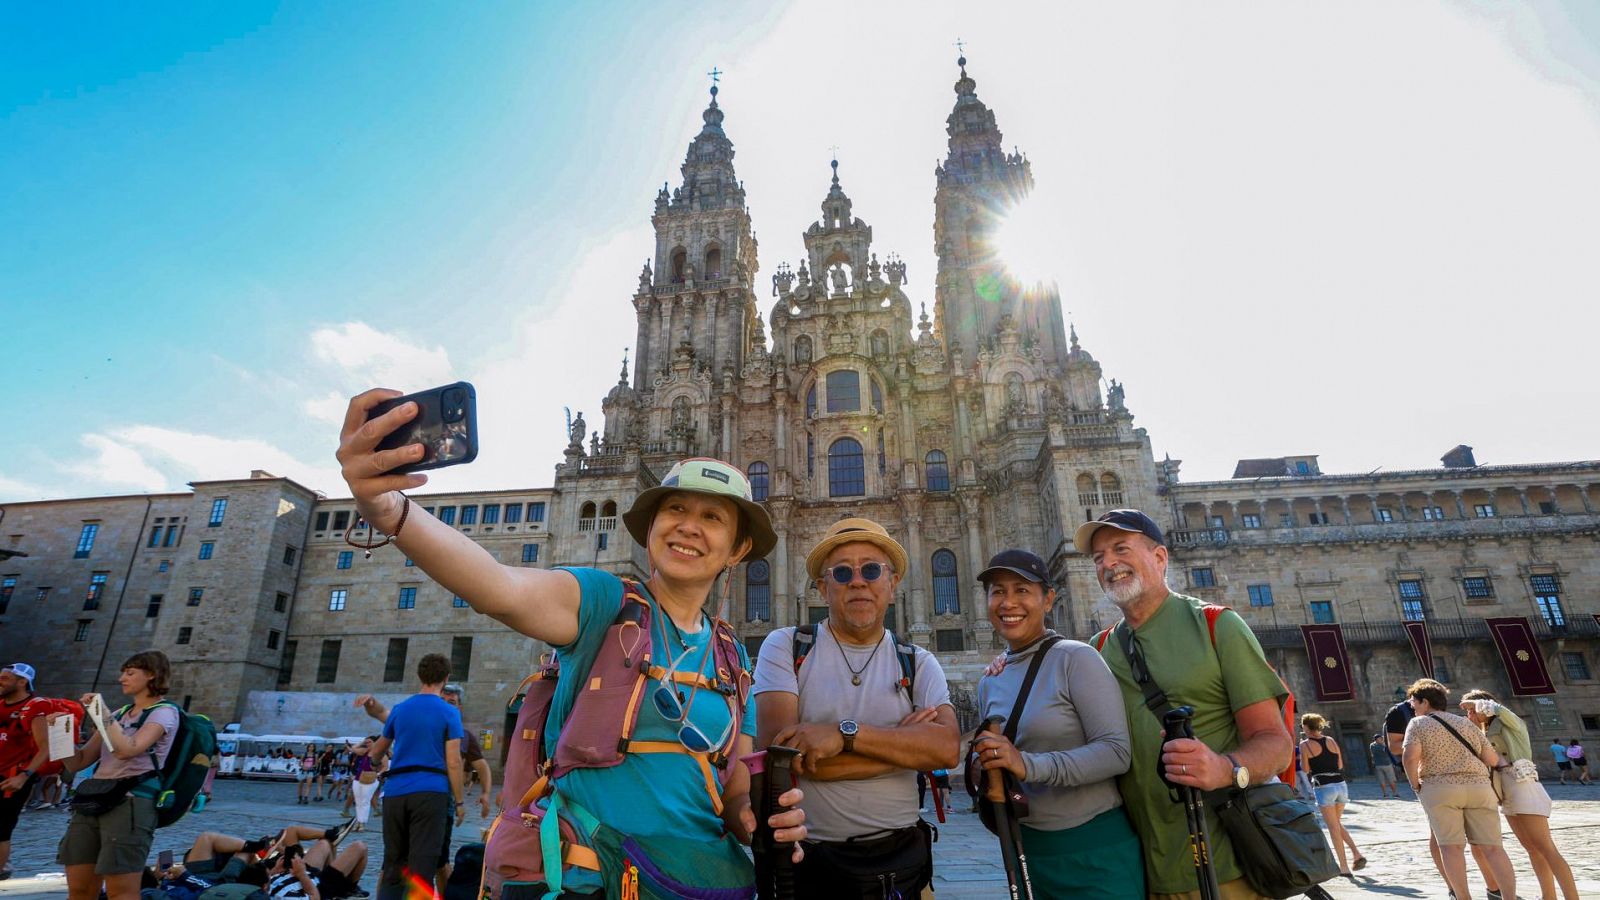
[2,61,1596,763]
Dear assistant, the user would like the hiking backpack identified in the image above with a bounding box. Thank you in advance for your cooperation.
[790,623,919,703]
[3,696,85,779]
[482,578,752,899]
[116,700,219,827]
[1094,604,1298,784]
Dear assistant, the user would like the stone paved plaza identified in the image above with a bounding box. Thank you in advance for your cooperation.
[2,778,1598,898]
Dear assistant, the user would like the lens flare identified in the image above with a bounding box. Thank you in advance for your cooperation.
[993,200,1058,288]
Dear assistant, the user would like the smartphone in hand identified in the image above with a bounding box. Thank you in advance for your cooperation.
[367,382,479,475]
[158,849,174,872]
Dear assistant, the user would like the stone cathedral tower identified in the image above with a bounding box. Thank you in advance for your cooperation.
[553,62,1164,694]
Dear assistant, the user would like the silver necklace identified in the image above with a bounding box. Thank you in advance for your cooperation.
[827,622,885,687]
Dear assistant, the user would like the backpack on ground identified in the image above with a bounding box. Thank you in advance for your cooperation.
[482,578,753,899]
[117,700,219,827]
[443,842,484,900]
[1094,604,1298,784]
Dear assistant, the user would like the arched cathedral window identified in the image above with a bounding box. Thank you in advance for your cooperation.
[826,370,860,413]
[932,549,960,615]
[828,438,865,497]
[745,560,770,622]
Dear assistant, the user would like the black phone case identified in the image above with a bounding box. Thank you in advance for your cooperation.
[367,381,479,475]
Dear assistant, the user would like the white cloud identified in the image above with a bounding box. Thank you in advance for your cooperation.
[62,434,170,493]
[308,322,456,394]
[0,472,58,503]
[108,425,345,493]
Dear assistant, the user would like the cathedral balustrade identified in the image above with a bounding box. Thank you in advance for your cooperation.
[1176,512,1600,548]
[576,516,618,533]
[1245,615,1600,650]
[1061,424,1122,447]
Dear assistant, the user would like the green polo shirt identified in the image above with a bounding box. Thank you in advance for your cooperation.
[1097,593,1287,895]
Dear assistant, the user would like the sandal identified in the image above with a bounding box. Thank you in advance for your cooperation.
[1354,856,1367,871]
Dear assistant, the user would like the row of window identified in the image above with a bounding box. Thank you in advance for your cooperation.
[335,543,540,571]
[293,635,475,685]
[741,549,965,621]
[1203,502,1527,531]
[316,502,546,533]
[326,586,474,612]
[1193,570,1570,627]
[780,444,952,499]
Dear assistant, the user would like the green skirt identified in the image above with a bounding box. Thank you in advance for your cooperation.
[1019,807,1145,899]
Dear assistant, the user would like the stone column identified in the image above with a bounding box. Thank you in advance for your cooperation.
[1397,492,1410,522]
[1368,495,1381,523]
[1452,491,1467,519]
[633,296,652,391]
[658,297,673,376]
[898,492,930,644]
[1517,488,1530,516]
[1227,500,1240,527]
[1545,485,1562,516]
[768,500,793,628]
[958,490,993,650]
[1578,484,1594,515]
[1339,496,1352,524]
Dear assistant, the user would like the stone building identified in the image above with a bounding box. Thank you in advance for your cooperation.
[2,60,1596,759]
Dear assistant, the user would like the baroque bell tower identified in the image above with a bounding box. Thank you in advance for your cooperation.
[932,54,1069,371]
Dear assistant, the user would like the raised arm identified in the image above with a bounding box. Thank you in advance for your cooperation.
[337,389,582,646]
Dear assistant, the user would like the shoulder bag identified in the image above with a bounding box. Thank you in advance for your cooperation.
[1114,621,1337,899]
[1426,714,1503,802]
[967,634,1062,833]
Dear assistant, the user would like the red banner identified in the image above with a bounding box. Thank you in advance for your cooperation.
[1403,620,1433,679]
[1299,624,1355,702]
[1485,617,1556,696]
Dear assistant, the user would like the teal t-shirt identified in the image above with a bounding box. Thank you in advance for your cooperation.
[549,567,756,843]
[1098,593,1287,895]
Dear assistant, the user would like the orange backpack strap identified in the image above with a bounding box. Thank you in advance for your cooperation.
[1093,627,1113,651]
[1203,602,1297,782]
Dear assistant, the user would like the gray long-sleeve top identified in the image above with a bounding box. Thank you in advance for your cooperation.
[976,632,1132,831]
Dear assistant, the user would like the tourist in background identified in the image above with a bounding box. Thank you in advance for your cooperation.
[1401,678,1516,900]
[1299,713,1363,878]
[1368,732,1401,799]
[1460,689,1578,900]
[1550,739,1571,785]
[55,651,179,900]
[1566,739,1590,785]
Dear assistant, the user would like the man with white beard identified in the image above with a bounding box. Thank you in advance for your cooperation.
[1077,509,1292,900]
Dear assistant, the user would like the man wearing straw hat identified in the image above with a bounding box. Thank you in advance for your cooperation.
[754,517,960,896]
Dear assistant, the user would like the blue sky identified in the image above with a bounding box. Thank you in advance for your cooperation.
[4,2,1599,502]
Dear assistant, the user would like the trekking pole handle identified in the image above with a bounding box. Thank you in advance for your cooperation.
[1160,705,1197,790]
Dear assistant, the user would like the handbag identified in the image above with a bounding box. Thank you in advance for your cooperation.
[1112,623,1337,899]
[68,775,145,816]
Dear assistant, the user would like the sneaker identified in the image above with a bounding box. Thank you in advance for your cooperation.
[325,818,359,847]
[0,866,12,880]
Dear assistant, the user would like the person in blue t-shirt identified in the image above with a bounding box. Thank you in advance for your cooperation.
[366,652,463,899]
[337,395,807,897]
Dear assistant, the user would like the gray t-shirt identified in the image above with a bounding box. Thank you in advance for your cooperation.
[754,625,953,842]
[977,633,1131,831]
[94,703,180,780]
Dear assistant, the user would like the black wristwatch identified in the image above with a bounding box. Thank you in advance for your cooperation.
[839,719,859,753]
[21,769,35,779]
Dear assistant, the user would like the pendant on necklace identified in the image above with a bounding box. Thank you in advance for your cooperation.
[851,675,862,687]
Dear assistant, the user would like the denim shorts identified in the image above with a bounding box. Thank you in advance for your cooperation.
[1313,780,1349,807]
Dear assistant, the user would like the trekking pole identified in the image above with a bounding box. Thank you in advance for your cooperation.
[741,745,801,900]
[976,716,1035,900]
[1161,706,1221,900]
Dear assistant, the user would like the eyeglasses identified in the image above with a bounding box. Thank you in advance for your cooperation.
[828,562,893,584]
[650,647,736,754]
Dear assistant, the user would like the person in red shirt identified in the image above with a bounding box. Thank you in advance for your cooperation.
[0,663,49,880]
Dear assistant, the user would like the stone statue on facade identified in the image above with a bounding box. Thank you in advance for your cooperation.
[569,411,586,447]
[829,264,849,296]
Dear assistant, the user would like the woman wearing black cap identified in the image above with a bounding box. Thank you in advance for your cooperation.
[972,549,1143,899]
[338,390,804,898]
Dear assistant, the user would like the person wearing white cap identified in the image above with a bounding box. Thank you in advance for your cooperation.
[0,663,47,880]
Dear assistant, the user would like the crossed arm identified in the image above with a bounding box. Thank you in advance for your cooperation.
[755,692,960,780]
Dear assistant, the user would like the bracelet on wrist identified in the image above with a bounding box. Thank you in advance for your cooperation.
[345,493,411,559]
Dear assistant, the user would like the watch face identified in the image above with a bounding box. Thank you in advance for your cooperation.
[839,720,859,736]
[1234,767,1249,789]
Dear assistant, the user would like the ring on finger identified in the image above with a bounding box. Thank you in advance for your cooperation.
[1181,764,1188,775]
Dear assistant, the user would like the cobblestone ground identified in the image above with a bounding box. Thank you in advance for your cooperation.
[2,779,1597,898]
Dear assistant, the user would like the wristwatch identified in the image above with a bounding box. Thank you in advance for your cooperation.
[21,769,34,779]
[1226,753,1249,789]
[839,719,859,753]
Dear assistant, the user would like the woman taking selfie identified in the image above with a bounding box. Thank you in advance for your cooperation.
[55,651,177,900]
[972,549,1140,899]
[336,389,804,898]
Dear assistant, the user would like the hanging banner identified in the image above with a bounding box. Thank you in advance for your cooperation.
[1299,624,1355,701]
[1403,620,1434,679]
[1485,617,1556,696]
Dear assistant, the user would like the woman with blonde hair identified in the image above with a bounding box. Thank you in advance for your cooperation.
[1298,713,1363,878]
[1460,689,1578,900]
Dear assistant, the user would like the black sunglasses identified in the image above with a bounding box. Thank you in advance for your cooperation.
[828,562,893,584]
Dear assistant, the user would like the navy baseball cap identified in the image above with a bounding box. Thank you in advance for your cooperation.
[978,549,1050,586]
[1073,509,1165,554]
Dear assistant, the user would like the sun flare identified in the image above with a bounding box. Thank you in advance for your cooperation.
[992,199,1059,288]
